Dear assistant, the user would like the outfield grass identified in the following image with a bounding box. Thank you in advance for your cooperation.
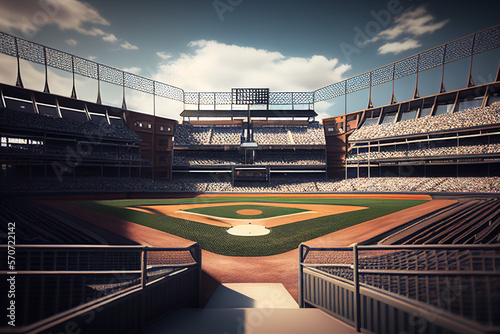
[73,197,428,257]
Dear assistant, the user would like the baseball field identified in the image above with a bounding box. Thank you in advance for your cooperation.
[73,193,430,256]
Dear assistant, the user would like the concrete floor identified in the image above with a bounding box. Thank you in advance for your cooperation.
[143,283,358,334]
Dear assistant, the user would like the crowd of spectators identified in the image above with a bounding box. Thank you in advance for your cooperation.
[174,124,212,146]
[350,103,500,141]
[210,127,241,145]
[252,126,291,145]
[0,108,138,140]
[174,124,325,146]
[2,175,500,194]
[254,150,325,165]
[173,151,244,165]
[289,123,326,145]
[172,150,325,166]
[347,143,500,161]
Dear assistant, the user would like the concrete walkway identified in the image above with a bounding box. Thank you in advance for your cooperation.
[143,283,358,334]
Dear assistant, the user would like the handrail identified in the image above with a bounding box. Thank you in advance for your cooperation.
[0,243,202,333]
[299,242,500,332]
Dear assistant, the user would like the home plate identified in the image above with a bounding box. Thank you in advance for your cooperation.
[227,224,270,236]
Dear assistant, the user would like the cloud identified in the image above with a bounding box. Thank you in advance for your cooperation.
[102,33,118,43]
[122,67,141,75]
[157,52,172,60]
[0,0,137,50]
[0,38,352,120]
[314,101,336,121]
[378,38,422,55]
[65,39,78,46]
[154,40,351,92]
[120,41,139,51]
[366,5,449,55]
[0,0,108,36]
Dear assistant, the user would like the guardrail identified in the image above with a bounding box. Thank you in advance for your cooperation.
[299,243,500,334]
[0,244,201,334]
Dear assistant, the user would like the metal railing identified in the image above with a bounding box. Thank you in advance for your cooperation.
[313,24,500,102]
[0,244,201,334]
[299,243,500,334]
[2,25,498,112]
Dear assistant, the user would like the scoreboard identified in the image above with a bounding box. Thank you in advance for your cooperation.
[232,88,269,105]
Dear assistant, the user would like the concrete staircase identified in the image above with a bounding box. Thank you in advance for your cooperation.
[143,283,357,334]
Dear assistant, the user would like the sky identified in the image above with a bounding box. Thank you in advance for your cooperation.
[0,0,499,120]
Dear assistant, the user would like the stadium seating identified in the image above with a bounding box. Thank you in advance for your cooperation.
[350,103,500,141]
[0,198,134,245]
[347,143,500,161]
[0,107,138,140]
[2,175,500,194]
[174,123,326,146]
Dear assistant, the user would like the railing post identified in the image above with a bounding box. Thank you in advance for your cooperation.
[189,243,203,308]
[298,244,305,308]
[141,247,148,289]
[353,243,361,332]
[141,247,148,328]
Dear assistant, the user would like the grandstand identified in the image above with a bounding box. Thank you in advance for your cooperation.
[324,83,500,180]
[0,83,176,182]
[173,88,326,186]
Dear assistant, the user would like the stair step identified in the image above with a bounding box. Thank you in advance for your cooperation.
[143,283,358,333]
[205,283,298,309]
[144,308,357,334]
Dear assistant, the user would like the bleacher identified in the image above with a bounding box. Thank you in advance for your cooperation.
[301,197,500,333]
[350,102,500,142]
[174,123,326,147]
[373,198,500,245]
[0,198,135,245]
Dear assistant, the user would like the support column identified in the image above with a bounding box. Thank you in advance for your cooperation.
[414,54,420,99]
[43,48,50,93]
[440,44,447,93]
[71,56,77,99]
[15,38,23,88]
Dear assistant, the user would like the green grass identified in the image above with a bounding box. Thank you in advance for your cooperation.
[182,204,309,219]
[73,197,428,257]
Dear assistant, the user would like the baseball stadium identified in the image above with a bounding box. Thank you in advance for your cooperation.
[1,19,500,334]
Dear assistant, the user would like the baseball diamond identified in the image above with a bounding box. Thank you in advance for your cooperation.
[73,194,429,256]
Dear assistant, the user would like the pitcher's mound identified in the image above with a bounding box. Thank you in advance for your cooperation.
[227,224,270,236]
[236,209,263,215]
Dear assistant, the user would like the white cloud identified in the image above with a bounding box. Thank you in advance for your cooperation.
[0,0,137,50]
[378,6,449,41]
[154,40,351,93]
[0,0,109,36]
[120,41,139,51]
[157,52,172,60]
[65,39,78,46]
[314,101,336,120]
[366,5,449,55]
[378,38,422,55]
[0,38,352,120]
[102,33,118,43]
[122,67,141,75]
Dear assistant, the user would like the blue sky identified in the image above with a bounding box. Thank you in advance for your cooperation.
[0,0,499,119]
